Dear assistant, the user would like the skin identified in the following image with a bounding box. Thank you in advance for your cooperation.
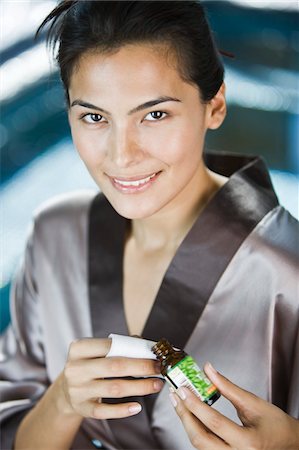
[68,44,227,248]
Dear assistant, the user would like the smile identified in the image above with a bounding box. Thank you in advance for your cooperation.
[114,173,156,186]
[109,172,161,193]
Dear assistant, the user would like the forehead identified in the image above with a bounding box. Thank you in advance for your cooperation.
[69,43,194,101]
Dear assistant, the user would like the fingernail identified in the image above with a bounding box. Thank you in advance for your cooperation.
[177,387,188,400]
[169,393,177,408]
[153,380,164,391]
[206,361,217,375]
[128,404,142,415]
[169,386,175,393]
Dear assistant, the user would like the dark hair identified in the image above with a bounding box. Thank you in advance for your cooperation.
[37,0,224,105]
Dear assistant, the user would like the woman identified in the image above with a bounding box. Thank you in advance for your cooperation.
[1,1,298,449]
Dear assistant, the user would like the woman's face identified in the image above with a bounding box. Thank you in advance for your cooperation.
[68,44,220,219]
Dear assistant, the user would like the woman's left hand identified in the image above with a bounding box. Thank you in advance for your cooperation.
[170,362,299,449]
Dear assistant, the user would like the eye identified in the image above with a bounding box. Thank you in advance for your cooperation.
[80,113,104,124]
[145,111,167,121]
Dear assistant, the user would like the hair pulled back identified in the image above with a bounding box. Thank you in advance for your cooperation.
[37,1,224,105]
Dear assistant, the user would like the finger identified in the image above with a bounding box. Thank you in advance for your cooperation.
[170,392,229,449]
[87,399,143,419]
[177,386,246,448]
[65,357,161,383]
[204,362,262,423]
[75,378,164,401]
[68,338,112,360]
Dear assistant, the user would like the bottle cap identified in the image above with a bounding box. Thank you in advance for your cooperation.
[106,334,158,360]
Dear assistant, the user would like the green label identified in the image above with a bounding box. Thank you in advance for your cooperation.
[168,356,218,402]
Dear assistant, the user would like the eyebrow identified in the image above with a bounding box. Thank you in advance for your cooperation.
[70,96,182,115]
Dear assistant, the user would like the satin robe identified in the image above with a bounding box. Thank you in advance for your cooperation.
[1,153,298,450]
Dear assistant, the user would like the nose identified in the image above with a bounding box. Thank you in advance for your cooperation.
[109,125,144,168]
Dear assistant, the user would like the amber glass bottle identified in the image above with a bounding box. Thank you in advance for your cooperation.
[152,338,220,406]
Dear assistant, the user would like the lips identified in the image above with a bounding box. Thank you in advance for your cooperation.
[109,171,161,192]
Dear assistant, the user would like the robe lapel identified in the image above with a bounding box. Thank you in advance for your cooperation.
[88,193,128,338]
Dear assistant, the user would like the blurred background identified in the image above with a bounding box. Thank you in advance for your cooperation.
[1,0,299,331]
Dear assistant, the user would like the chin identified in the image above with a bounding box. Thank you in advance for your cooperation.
[112,204,155,220]
[107,196,161,220]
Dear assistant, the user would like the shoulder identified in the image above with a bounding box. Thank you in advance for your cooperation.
[247,206,299,288]
[30,189,103,247]
[257,206,298,261]
[34,189,98,221]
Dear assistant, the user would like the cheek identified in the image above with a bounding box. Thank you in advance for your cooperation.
[147,121,203,165]
[71,127,106,166]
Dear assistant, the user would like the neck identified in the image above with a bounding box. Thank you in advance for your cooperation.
[129,165,227,253]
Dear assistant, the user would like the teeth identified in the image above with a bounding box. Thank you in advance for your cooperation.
[114,173,156,187]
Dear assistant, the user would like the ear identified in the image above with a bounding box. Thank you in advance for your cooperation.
[205,83,226,130]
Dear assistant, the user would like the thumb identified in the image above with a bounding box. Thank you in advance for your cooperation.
[204,362,260,425]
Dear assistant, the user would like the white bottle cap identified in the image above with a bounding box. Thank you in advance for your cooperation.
[106,334,158,360]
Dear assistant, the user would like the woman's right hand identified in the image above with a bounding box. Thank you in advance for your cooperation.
[57,338,164,420]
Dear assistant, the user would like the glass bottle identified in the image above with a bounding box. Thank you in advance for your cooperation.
[152,338,220,406]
